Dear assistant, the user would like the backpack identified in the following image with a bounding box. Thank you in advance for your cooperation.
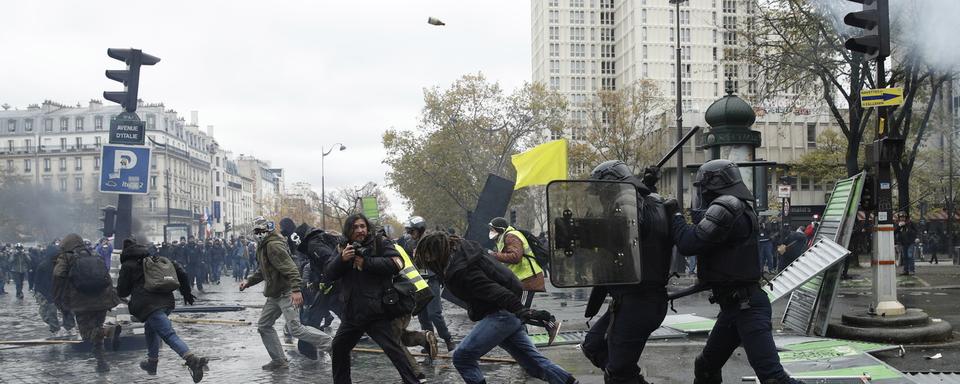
[516,228,550,274]
[67,248,112,294]
[143,256,181,293]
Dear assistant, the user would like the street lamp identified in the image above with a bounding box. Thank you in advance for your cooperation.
[670,0,686,202]
[321,143,347,229]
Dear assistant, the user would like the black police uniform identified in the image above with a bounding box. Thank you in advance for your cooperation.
[581,161,673,384]
[672,195,797,384]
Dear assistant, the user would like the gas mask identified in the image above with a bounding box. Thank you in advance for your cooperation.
[254,231,268,241]
[489,230,499,240]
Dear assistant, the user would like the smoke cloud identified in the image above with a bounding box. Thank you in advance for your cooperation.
[808,0,960,72]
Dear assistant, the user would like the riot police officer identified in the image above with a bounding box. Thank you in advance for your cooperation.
[580,160,674,384]
[670,159,802,384]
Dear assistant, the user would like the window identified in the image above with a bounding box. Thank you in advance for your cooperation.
[25,139,31,151]
[713,29,718,43]
[681,28,691,42]
[669,27,674,42]
[44,118,53,132]
[601,77,616,90]
[571,60,586,74]
[570,10,585,24]
[44,158,51,172]
[713,47,718,60]
[642,63,649,77]
[600,11,613,25]
[549,43,560,57]
[24,159,32,173]
[549,26,559,41]
[643,45,648,59]
[95,116,103,130]
[724,64,739,79]
[549,10,559,24]
[723,30,737,45]
[75,157,82,171]
[681,10,690,24]
[7,120,16,132]
[95,136,102,146]
[550,60,560,74]
[75,117,84,131]
[807,123,817,148]
[60,138,67,150]
[600,44,614,58]
[748,65,758,79]
[600,0,613,9]
[570,27,585,41]
[682,81,692,96]
[713,64,719,78]
[571,77,587,91]
[723,15,737,30]
[75,137,82,149]
[748,81,758,94]
[59,158,67,171]
[216,186,221,197]
[601,61,615,75]
[60,118,69,131]
[642,27,648,41]
[683,64,692,78]
[550,77,561,90]
[6,159,12,171]
[549,0,559,6]
[670,9,674,24]
[600,28,614,42]
[94,156,101,170]
[570,0,583,8]
[25,119,33,132]
[149,197,157,212]
[59,177,67,192]
[642,9,647,23]
[571,43,586,57]
[682,46,691,60]
[75,177,83,192]
[723,0,736,13]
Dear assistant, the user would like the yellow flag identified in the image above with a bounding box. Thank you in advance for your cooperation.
[511,139,568,190]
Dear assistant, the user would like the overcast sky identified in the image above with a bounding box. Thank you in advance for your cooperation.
[0,1,532,220]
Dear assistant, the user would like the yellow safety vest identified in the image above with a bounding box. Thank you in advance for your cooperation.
[496,226,543,281]
[394,244,429,292]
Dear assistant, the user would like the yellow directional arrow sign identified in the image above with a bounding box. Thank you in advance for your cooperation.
[860,87,903,108]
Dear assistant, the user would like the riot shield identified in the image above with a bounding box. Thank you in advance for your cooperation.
[546,180,643,287]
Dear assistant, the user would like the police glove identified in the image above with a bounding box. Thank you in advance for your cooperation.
[641,166,661,190]
[664,198,680,218]
[184,293,197,306]
[515,308,554,323]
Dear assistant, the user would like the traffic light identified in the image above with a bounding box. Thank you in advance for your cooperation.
[101,206,117,237]
[104,48,161,112]
[843,0,890,61]
[224,222,232,232]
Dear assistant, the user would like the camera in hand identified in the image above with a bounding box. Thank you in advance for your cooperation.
[351,242,369,256]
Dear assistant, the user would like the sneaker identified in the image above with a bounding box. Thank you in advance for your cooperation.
[544,318,562,346]
[422,331,438,359]
[262,359,289,371]
[140,358,158,375]
[444,339,458,352]
[416,372,427,383]
[184,353,208,382]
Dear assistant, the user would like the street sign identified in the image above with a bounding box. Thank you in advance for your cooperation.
[860,87,903,108]
[109,111,146,145]
[99,144,151,194]
[778,184,792,198]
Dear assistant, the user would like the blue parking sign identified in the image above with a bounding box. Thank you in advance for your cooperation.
[99,144,151,194]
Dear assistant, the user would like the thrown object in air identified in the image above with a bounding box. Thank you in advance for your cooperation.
[428,17,445,26]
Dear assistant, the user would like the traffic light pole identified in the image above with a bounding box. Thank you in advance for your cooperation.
[870,57,906,316]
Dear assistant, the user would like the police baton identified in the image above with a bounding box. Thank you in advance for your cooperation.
[655,125,702,169]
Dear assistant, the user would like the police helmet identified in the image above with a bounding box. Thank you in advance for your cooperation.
[694,160,754,201]
[590,160,633,181]
[407,216,426,232]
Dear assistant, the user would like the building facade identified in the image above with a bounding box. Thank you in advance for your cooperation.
[0,100,258,243]
[530,0,841,208]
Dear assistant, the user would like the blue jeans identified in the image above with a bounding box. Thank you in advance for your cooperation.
[758,240,775,272]
[417,275,452,341]
[453,310,572,384]
[902,245,916,273]
[686,256,697,274]
[144,310,190,359]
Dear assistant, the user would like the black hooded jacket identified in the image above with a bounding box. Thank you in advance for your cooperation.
[443,239,525,322]
[324,234,402,323]
[117,244,192,321]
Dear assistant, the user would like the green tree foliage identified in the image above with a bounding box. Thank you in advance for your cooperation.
[383,73,568,231]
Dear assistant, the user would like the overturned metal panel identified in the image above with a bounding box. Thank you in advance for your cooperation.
[765,239,851,303]
[781,173,865,336]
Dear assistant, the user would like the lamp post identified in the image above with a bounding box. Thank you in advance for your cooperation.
[321,143,346,229]
[148,136,171,243]
[669,0,685,201]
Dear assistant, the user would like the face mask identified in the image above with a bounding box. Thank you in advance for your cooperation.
[255,232,268,241]
[489,230,499,240]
